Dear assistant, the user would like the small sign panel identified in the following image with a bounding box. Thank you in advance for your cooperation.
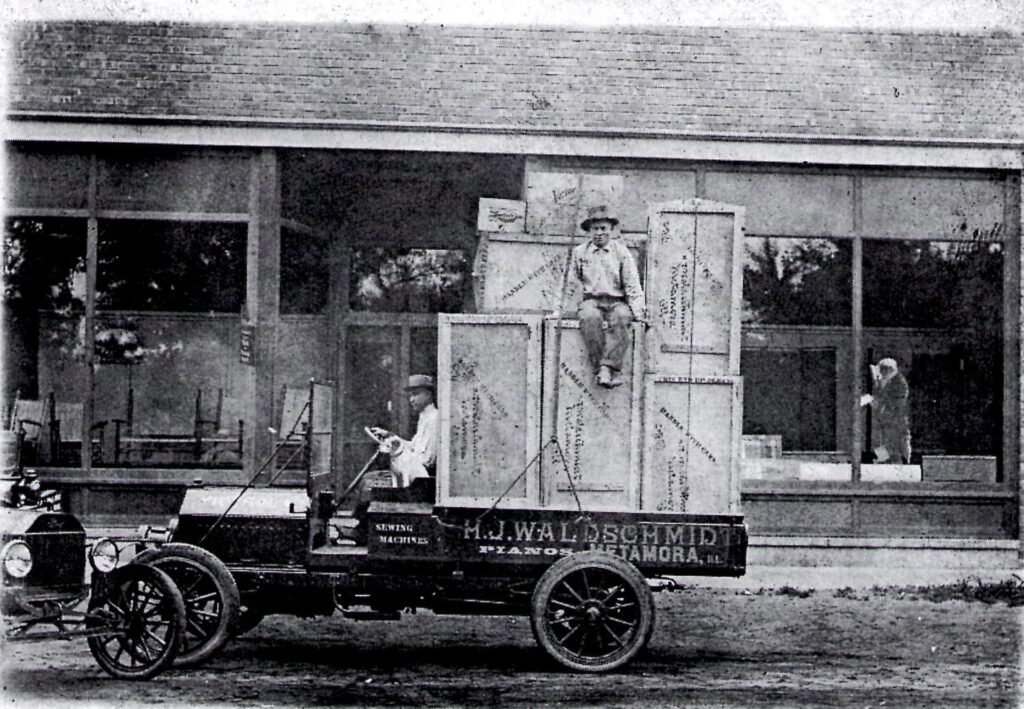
[239,323,256,366]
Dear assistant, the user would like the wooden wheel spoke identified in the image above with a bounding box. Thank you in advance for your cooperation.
[598,584,624,604]
[144,628,168,649]
[187,591,219,606]
[557,579,586,604]
[189,608,221,621]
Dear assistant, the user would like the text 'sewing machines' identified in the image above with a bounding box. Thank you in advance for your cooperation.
[149,189,748,673]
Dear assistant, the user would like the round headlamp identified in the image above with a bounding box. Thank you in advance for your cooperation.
[1,539,33,579]
[89,537,120,573]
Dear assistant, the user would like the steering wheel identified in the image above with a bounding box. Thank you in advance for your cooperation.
[364,426,391,445]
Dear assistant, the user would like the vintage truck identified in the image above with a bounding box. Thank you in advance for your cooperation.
[123,199,750,673]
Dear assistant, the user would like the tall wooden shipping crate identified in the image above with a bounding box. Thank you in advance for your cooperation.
[437,314,543,507]
[642,375,743,514]
[645,199,744,377]
[540,320,645,510]
[473,232,646,314]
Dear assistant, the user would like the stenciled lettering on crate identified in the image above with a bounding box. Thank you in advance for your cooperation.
[437,314,543,507]
[525,173,624,236]
[645,199,743,377]
[476,198,526,234]
[541,321,644,511]
[642,376,742,514]
[473,233,646,314]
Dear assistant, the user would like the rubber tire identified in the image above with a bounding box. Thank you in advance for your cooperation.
[86,563,186,680]
[134,543,240,667]
[530,551,655,673]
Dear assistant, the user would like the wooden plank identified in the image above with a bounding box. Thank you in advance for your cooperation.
[642,375,742,514]
[541,321,644,511]
[645,199,743,377]
[474,233,645,313]
[437,314,543,507]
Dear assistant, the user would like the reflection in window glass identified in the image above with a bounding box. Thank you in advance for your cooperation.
[350,248,467,313]
[281,228,329,314]
[864,240,1003,475]
[863,240,1003,330]
[3,219,90,467]
[743,237,852,325]
[97,221,245,312]
[3,218,86,402]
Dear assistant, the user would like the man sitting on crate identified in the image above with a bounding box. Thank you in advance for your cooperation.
[369,375,438,487]
[569,205,646,388]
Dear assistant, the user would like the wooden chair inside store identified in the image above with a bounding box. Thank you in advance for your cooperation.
[4,395,44,471]
[7,394,105,467]
[276,384,333,483]
[52,399,107,466]
[194,388,244,467]
[110,389,194,467]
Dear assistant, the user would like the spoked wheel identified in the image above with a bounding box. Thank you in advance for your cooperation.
[134,543,240,666]
[530,551,655,672]
[86,563,186,680]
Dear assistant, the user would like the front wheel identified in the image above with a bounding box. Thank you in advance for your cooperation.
[86,563,186,680]
[134,543,240,666]
[530,551,655,672]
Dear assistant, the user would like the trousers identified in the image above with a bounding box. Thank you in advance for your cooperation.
[578,296,633,372]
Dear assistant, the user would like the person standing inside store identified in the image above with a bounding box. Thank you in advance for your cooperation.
[569,205,646,388]
[861,358,911,464]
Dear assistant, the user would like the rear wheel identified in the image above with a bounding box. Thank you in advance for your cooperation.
[530,551,655,672]
[86,564,186,680]
[134,543,240,666]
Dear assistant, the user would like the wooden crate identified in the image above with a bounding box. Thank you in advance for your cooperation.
[540,320,644,510]
[472,232,646,313]
[644,199,744,377]
[641,375,742,514]
[525,172,624,236]
[477,198,526,233]
[437,314,543,507]
[921,455,997,483]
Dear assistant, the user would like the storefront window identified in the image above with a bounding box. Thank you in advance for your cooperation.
[741,233,1005,485]
[3,218,90,467]
[743,237,852,325]
[741,237,851,482]
[349,247,468,313]
[97,221,245,312]
[93,220,247,469]
[863,239,1003,482]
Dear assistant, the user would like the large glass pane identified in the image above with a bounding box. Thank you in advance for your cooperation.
[863,239,1003,483]
[281,227,329,314]
[3,218,90,468]
[350,248,467,313]
[94,220,247,470]
[741,237,852,483]
[97,220,245,312]
[743,237,852,325]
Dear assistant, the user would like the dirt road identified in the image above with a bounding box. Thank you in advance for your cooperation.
[3,587,1020,707]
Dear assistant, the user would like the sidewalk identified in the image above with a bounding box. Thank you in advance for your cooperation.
[681,564,1023,590]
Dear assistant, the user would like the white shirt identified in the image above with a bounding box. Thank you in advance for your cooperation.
[391,403,438,483]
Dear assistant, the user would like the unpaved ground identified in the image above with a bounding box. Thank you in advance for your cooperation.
[2,587,1020,708]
